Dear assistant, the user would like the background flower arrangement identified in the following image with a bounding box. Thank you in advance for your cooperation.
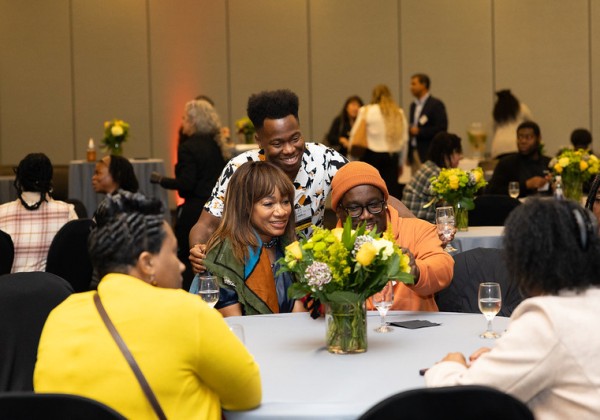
[549,149,599,200]
[102,119,130,156]
[235,116,255,144]
[428,167,487,211]
[280,218,414,305]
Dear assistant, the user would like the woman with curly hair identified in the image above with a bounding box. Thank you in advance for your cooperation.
[426,198,600,419]
[491,89,533,158]
[349,84,408,197]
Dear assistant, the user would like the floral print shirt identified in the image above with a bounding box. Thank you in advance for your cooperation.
[204,143,348,237]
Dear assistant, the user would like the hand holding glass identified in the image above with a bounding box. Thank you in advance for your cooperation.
[372,281,394,333]
[436,206,457,252]
[508,182,520,199]
[198,275,219,308]
[478,282,502,338]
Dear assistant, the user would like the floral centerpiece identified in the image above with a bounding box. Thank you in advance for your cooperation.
[279,218,414,354]
[427,167,487,231]
[549,148,599,201]
[235,116,255,144]
[102,119,130,156]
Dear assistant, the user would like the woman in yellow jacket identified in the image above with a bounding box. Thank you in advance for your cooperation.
[34,190,261,419]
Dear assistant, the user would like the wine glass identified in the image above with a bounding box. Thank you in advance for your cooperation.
[508,182,520,199]
[198,275,219,308]
[478,282,502,338]
[371,281,394,333]
[436,206,457,252]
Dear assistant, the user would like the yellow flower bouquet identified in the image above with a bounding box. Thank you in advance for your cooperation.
[428,167,487,230]
[278,218,413,353]
[549,149,599,201]
[102,119,130,156]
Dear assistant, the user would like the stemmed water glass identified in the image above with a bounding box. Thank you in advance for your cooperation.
[436,206,457,252]
[371,281,394,333]
[478,282,502,338]
[198,275,220,308]
[508,182,520,199]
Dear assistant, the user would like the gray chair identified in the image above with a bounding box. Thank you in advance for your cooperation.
[436,247,524,317]
[359,385,533,420]
[0,392,125,419]
[0,229,14,274]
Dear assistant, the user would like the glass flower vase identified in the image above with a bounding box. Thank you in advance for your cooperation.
[562,173,583,202]
[453,203,469,232]
[325,300,367,354]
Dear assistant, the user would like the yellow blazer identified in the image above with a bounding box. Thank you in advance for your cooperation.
[34,273,261,419]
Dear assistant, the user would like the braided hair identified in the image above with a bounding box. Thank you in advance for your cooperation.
[13,153,54,211]
[88,190,165,286]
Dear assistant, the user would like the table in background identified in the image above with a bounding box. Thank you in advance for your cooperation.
[452,226,504,253]
[0,176,16,204]
[68,159,170,221]
[225,311,509,420]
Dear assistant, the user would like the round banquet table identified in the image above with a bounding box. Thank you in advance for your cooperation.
[224,311,510,420]
[451,226,504,253]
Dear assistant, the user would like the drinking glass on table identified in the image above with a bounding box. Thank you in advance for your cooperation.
[478,282,502,338]
[371,281,394,333]
[508,181,520,199]
[198,275,219,308]
[436,206,457,252]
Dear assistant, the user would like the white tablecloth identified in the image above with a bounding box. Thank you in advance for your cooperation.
[224,311,510,419]
[68,159,170,221]
[452,226,504,253]
[0,176,16,204]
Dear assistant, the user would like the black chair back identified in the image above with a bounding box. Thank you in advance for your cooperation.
[46,218,95,292]
[0,272,73,392]
[0,392,125,419]
[359,385,534,420]
[468,194,521,226]
[436,247,524,317]
[0,229,14,274]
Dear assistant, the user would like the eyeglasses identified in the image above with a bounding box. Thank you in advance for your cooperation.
[341,201,386,218]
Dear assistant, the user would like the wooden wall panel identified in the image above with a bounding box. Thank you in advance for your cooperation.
[310,0,400,144]
[227,0,310,137]
[0,0,73,164]
[71,0,151,160]
[494,0,590,154]
[401,0,494,156]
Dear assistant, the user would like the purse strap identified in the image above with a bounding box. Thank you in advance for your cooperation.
[93,293,167,420]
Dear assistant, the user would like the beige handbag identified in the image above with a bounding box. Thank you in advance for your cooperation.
[349,106,369,159]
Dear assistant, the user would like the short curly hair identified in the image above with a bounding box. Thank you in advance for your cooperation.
[504,198,600,296]
[247,89,299,130]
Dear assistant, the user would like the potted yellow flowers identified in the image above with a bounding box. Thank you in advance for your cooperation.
[102,119,130,156]
[279,218,413,354]
[549,149,599,202]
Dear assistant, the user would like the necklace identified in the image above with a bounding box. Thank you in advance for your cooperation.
[263,237,279,248]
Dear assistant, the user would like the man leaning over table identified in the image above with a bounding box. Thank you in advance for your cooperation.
[331,161,454,311]
[188,88,415,274]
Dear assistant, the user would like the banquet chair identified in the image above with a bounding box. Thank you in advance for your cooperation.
[0,272,73,392]
[0,228,14,274]
[46,218,95,292]
[0,392,125,419]
[468,194,520,226]
[358,385,533,420]
[436,247,524,317]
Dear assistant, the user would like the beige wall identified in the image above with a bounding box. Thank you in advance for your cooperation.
[1,0,598,202]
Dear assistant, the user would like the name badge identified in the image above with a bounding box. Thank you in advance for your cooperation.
[295,205,312,224]
[418,115,428,125]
